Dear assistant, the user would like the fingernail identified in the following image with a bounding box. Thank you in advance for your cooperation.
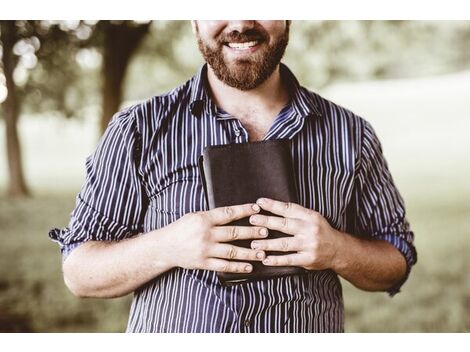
[252,204,260,212]
[250,215,259,224]
[263,258,271,265]
[245,265,252,272]
[259,228,268,237]
[256,251,265,259]
[257,198,265,205]
[251,241,259,250]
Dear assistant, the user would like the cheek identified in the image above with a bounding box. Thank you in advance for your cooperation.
[197,20,228,39]
[257,20,287,35]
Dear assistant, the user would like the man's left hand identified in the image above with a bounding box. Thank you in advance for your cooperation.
[249,197,342,271]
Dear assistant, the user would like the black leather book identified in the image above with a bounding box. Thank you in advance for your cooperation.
[198,139,306,285]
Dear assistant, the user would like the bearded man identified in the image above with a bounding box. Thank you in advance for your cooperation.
[49,21,417,333]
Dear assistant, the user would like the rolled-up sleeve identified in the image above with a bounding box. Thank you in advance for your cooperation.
[49,107,147,260]
[355,121,417,296]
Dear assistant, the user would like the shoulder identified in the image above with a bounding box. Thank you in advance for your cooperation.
[298,86,378,160]
[301,86,370,131]
[110,77,194,137]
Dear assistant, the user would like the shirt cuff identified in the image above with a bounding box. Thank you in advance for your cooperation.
[374,233,417,296]
[61,242,85,262]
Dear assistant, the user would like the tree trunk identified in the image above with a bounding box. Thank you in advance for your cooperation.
[100,21,151,133]
[1,21,30,197]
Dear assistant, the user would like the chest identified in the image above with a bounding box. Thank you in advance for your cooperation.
[140,115,357,231]
[238,117,274,142]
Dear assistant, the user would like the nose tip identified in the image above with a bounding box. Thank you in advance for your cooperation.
[227,20,256,33]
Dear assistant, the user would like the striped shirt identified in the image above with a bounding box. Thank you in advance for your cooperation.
[49,63,417,333]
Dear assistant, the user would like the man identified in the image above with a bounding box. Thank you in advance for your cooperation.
[49,21,417,332]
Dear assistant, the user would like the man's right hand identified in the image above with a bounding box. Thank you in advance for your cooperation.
[63,203,268,298]
[160,203,268,274]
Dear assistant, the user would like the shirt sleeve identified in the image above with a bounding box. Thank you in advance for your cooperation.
[353,121,417,296]
[48,107,147,260]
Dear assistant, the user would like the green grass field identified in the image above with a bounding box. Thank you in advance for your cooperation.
[1,71,469,332]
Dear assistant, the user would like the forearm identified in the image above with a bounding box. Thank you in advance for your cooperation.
[63,228,174,299]
[331,231,407,292]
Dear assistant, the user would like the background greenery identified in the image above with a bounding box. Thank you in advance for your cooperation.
[1,21,469,332]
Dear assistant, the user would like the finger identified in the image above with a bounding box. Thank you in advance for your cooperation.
[251,237,301,252]
[204,258,253,273]
[209,243,266,261]
[208,203,260,225]
[212,226,269,242]
[262,253,305,267]
[249,214,302,235]
[256,198,310,220]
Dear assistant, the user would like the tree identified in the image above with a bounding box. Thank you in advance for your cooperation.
[95,21,151,132]
[0,21,30,197]
[0,21,153,196]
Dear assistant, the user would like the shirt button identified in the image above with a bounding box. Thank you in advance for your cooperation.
[244,319,251,327]
[234,129,241,136]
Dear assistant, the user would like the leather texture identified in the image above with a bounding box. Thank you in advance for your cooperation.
[199,139,306,285]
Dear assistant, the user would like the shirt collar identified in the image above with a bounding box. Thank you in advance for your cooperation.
[189,64,217,118]
[279,63,322,119]
[189,63,322,119]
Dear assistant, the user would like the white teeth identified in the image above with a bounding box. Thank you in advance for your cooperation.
[227,41,258,49]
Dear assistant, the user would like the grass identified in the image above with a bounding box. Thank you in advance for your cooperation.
[0,194,132,333]
[342,194,470,332]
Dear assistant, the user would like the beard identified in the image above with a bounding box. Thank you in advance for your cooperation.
[196,23,290,91]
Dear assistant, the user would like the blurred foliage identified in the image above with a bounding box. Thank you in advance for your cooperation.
[126,21,470,100]
[1,21,93,118]
[285,21,470,88]
[0,21,187,120]
[3,21,470,119]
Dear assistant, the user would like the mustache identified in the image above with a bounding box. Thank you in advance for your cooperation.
[218,28,268,44]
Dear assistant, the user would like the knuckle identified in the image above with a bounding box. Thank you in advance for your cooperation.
[202,257,212,269]
[189,212,205,227]
[220,262,230,272]
[310,224,320,234]
[226,246,237,259]
[229,226,239,240]
[224,206,234,218]
[281,238,290,251]
[307,252,317,265]
[196,244,208,262]
[282,217,289,228]
[309,239,320,252]
[310,211,320,222]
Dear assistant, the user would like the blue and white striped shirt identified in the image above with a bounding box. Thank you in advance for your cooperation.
[49,63,417,333]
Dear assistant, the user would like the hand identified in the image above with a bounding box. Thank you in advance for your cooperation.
[162,203,268,273]
[248,198,342,271]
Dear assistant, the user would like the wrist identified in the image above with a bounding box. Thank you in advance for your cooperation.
[329,229,348,273]
[144,228,177,272]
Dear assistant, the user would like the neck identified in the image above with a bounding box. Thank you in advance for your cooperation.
[206,64,290,121]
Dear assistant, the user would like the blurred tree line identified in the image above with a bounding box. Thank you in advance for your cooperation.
[1,20,470,197]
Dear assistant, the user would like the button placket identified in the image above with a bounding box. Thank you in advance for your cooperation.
[232,120,248,142]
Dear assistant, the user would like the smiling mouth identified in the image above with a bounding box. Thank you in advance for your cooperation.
[226,40,259,49]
